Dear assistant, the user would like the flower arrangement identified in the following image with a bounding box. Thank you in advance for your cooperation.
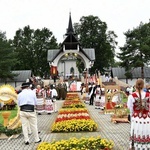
[59,108,88,114]
[55,112,90,122]
[37,136,114,150]
[51,119,97,132]
[62,102,85,108]
[51,93,98,132]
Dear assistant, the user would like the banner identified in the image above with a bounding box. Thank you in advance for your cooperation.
[50,66,58,76]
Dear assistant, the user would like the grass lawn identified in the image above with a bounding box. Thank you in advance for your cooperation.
[0,107,18,125]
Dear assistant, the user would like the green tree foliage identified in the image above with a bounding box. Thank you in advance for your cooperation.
[0,31,17,82]
[74,15,117,74]
[12,26,59,77]
[117,21,150,79]
[76,58,85,73]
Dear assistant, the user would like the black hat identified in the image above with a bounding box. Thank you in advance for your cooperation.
[21,82,30,88]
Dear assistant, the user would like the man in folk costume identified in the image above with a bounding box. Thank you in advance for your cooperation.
[18,82,41,145]
[44,85,53,114]
[89,82,97,105]
[50,84,58,112]
[127,78,150,150]
[36,85,45,115]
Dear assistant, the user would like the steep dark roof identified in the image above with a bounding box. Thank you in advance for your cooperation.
[65,12,74,35]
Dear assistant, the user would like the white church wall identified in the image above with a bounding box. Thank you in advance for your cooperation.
[57,60,80,78]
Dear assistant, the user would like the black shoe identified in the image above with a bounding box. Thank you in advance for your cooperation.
[47,113,51,115]
[38,131,41,134]
[35,138,41,143]
[38,113,41,115]
[25,141,29,145]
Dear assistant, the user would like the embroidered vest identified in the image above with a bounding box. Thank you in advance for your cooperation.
[132,92,150,119]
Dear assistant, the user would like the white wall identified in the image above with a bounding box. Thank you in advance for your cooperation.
[58,60,80,78]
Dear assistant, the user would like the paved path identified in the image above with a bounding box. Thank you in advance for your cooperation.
[0,94,130,150]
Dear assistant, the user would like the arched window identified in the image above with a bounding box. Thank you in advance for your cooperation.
[70,67,74,74]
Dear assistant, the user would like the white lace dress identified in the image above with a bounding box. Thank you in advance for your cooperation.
[127,91,150,150]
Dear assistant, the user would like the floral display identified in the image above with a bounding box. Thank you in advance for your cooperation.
[37,136,114,150]
[51,93,98,132]
[37,93,114,150]
[62,101,85,108]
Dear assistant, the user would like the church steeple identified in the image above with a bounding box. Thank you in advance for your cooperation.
[66,12,74,35]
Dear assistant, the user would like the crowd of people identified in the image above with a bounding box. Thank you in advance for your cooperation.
[16,76,150,149]
[80,79,150,149]
[80,82,102,108]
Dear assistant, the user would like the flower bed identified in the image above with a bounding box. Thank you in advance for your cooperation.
[51,93,98,132]
[37,136,114,150]
[62,101,85,108]
[37,93,114,150]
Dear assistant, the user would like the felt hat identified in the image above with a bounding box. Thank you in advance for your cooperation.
[21,82,30,88]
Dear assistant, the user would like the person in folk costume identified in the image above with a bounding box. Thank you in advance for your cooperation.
[127,78,150,150]
[60,81,67,100]
[86,82,92,103]
[81,84,86,101]
[94,84,102,109]
[18,82,41,145]
[80,83,84,96]
[50,84,58,112]
[89,82,97,105]
[56,80,62,100]
[80,83,85,100]
[36,85,45,115]
[55,84,60,100]
[44,85,53,115]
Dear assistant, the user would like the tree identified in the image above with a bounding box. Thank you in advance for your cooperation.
[74,15,117,74]
[12,26,59,77]
[117,21,150,79]
[76,58,85,73]
[0,31,17,82]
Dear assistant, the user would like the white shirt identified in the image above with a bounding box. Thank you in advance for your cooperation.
[51,89,58,98]
[18,88,37,106]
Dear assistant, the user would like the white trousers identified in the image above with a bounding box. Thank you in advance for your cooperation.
[20,111,40,142]
[53,100,57,112]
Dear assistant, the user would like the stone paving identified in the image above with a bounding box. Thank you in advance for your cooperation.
[0,94,130,150]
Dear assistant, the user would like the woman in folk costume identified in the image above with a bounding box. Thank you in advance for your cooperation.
[94,84,102,109]
[127,78,150,150]
[36,85,45,115]
[44,85,53,114]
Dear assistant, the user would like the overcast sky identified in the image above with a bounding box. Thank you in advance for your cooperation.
[0,0,150,50]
